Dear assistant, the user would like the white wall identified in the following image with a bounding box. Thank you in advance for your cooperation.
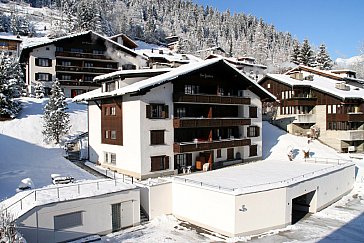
[17,189,140,243]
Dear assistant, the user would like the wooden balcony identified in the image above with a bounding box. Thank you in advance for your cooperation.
[55,51,113,61]
[56,65,118,74]
[58,80,99,87]
[173,138,251,153]
[327,113,364,122]
[292,114,316,124]
[284,97,317,106]
[173,93,250,105]
[173,118,251,128]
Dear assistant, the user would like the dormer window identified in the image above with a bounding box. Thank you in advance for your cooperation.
[106,82,116,92]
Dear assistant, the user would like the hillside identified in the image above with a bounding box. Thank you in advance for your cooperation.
[0,98,95,201]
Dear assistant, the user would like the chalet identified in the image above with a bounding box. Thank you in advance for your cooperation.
[259,65,364,152]
[20,31,147,98]
[206,54,267,81]
[74,58,275,180]
[0,35,22,57]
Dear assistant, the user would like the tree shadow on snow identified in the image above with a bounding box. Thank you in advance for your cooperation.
[262,121,288,160]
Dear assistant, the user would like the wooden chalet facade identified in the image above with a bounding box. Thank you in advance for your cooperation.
[0,35,22,57]
[259,65,364,152]
[75,59,274,180]
[20,31,147,98]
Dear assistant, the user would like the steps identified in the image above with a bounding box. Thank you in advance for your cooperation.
[140,207,149,225]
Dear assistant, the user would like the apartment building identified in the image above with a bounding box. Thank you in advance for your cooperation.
[74,58,274,179]
[20,31,147,97]
[259,65,364,152]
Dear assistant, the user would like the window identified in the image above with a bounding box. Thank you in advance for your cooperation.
[227,148,234,160]
[146,104,169,119]
[0,42,8,47]
[105,130,109,139]
[36,58,51,67]
[106,64,114,68]
[84,76,93,81]
[106,82,116,92]
[54,212,82,230]
[247,126,260,137]
[111,107,116,115]
[176,107,186,118]
[249,145,258,157]
[174,154,192,170]
[56,46,63,52]
[111,131,117,140]
[61,61,71,66]
[150,130,165,145]
[61,75,72,80]
[121,64,136,70]
[35,73,51,81]
[267,83,271,89]
[105,152,116,164]
[84,62,93,67]
[216,149,221,158]
[93,49,104,54]
[151,156,169,172]
[70,48,83,53]
[249,106,258,118]
[184,85,199,94]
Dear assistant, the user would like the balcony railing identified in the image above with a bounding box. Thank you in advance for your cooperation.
[56,65,118,74]
[173,138,251,153]
[58,80,100,87]
[292,114,316,124]
[173,118,251,128]
[338,130,364,141]
[173,93,250,105]
[284,97,317,106]
[327,113,364,122]
[55,51,113,60]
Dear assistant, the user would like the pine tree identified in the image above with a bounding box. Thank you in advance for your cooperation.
[291,41,300,65]
[42,79,70,144]
[299,39,316,67]
[316,44,333,70]
[34,82,44,99]
[0,55,24,119]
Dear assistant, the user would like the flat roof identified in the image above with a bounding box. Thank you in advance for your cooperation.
[175,159,353,195]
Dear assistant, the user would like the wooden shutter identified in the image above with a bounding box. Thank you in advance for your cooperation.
[146,105,151,118]
[249,145,258,157]
[174,155,178,170]
[163,105,169,118]
[164,156,169,170]
[151,157,159,172]
[249,106,258,118]
[256,126,260,137]
[186,153,192,166]
[48,59,52,67]
[35,58,39,66]
[35,73,39,80]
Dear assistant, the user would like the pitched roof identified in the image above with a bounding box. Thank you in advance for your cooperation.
[108,33,138,49]
[20,30,146,61]
[263,73,364,100]
[73,58,275,102]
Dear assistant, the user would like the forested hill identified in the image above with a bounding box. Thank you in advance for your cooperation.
[5,0,297,70]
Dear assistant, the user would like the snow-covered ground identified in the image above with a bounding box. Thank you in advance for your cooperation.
[100,122,364,242]
[0,98,95,201]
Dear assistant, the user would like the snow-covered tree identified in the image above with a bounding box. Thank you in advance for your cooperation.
[316,44,332,70]
[299,39,316,67]
[42,79,70,144]
[290,41,300,65]
[34,82,44,99]
[0,55,24,119]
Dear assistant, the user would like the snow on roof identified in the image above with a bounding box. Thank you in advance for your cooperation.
[196,46,226,53]
[21,30,146,59]
[176,159,352,195]
[285,65,343,80]
[331,69,357,73]
[93,68,173,82]
[0,35,22,42]
[207,54,267,69]
[266,73,364,100]
[73,58,275,102]
[137,49,202,63]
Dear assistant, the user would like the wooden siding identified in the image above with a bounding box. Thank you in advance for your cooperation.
[101,98,123,145]
[174,93,251,105]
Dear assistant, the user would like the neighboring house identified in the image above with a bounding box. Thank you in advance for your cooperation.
[108,33,139,50]
[20,31,147,98]
[0,35,22,57]
[74,58,275,180]
[206,54,267,81]
[196,46,226,59]
[137,48,202,69]
[259,65,364,152]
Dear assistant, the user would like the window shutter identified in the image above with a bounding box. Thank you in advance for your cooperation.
[48,59,52,67]
[48,74,52,81]
[164,156,169,170]
[186,153,192,166]
[35,73,39,80]
[163,105,169,118]
[256,126,260,137]
[146,105,151,118]
[35,58,39,66]
[174,155,178,170]
[151,157,158,172]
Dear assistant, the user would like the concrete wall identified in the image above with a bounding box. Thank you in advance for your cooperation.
[17,189,140,243]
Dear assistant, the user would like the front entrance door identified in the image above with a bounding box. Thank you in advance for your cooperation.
[111,203,121,232]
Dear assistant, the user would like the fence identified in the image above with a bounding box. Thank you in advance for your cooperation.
[0,178,133,218]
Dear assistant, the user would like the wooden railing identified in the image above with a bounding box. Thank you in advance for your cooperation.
[173,118,251,128]
[55,51,113,60]
[173,93,250,105]
[56,65,118,74]
[173,138,251,153]
[327,113,364,122]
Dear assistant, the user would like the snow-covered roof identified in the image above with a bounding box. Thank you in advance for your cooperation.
[93,68,173,82]
[20,30,146,60]
[0,35,22,42]
[265,73,364,100]
[196,46,226,53]
[73,58,275,102]
[137,48,202,63]
[285,65,343,81]
[206,54,267,69]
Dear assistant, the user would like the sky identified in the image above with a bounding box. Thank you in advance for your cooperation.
[193,0,364,60]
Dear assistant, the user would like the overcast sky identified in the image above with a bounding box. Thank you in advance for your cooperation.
[193,0,364,60]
